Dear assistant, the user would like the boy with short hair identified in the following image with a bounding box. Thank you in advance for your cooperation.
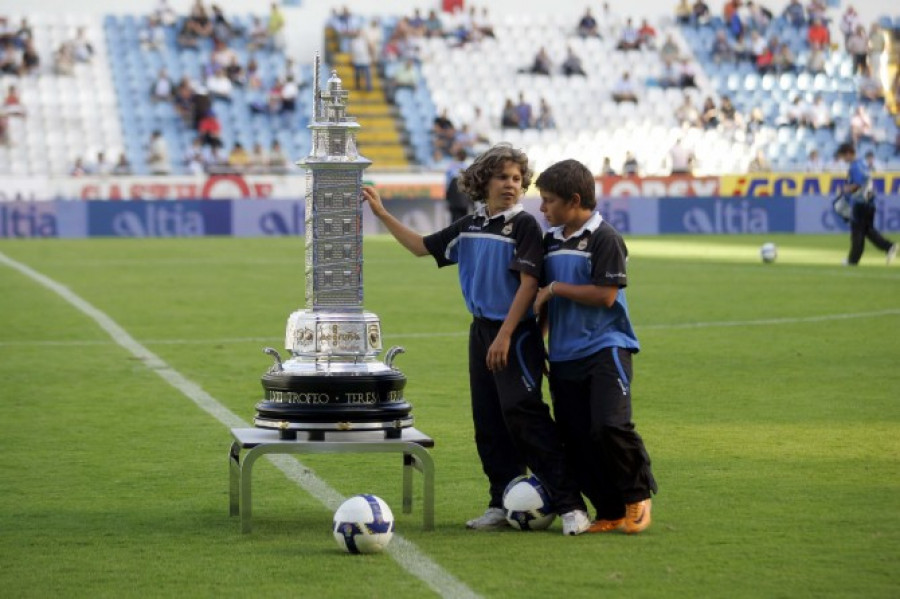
[533,159,657,534]
[362,144,591,535]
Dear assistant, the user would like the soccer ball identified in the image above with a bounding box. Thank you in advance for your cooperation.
[502,474,556,531]
[333,494,394,554]
[760,242,778,263]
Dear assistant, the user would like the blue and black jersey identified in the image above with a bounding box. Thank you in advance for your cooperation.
[542,212,639,362]
[423,204,543,322]
[847,158,874,205]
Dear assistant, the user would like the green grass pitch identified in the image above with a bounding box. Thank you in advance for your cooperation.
[0,234,898,598]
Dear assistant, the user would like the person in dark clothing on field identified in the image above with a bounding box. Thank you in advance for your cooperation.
[835,142,897,266]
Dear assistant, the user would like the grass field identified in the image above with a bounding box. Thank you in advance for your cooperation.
[1,234,898,598]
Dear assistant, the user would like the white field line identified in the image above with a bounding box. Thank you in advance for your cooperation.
[0,251,480,599]
[2,309,899,348]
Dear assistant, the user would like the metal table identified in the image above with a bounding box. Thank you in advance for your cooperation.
[228,427,435,532]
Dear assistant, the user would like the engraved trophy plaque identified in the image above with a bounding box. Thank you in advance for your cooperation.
[254,56,413,440]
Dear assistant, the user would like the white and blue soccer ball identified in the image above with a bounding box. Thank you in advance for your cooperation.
[502,474,556,531]
[760,242,778,263]
[333,494,394,554]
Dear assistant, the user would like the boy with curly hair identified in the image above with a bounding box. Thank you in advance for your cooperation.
[362,144,591,535]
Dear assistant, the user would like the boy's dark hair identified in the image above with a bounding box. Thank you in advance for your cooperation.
[836,142,855,158]
[535,159,596,210]
[458,143,532,202]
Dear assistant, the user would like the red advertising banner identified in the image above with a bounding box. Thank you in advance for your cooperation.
[596,176,720,197]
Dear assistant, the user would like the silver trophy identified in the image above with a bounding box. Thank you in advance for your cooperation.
[254,56,412,440]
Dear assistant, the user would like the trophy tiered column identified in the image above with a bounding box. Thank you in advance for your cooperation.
[254,57,413,440]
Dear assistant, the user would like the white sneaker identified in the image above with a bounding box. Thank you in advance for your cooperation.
[466,507,509,530]
[561,509,591,536]
[887,244,898,265]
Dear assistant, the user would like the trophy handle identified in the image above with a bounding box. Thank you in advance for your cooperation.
[263,347,284,372]
[384,346,405,369]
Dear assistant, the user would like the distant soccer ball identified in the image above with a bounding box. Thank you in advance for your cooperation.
[503,474,556,531]
[333,494,394,554]
[760,242,778,263]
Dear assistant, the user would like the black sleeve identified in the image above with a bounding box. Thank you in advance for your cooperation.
[423,217,468,268]
[510,213,543,279]
[591,227,628,288]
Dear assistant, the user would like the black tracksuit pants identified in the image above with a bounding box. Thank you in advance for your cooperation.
[848,202,893,265]
[469,317,585,515]
[550,347,657,520]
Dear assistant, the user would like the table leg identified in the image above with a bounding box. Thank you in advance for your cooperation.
[228,442,240,517]
[402,453,413,514]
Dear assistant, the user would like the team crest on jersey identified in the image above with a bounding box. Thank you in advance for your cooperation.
[501,223,513,236]
[577,239,588,250]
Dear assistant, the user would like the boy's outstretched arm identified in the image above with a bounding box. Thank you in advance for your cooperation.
[361,185,429,257]
[534,281,618,313]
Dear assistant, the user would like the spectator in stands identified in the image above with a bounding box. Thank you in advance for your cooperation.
[468,106,492,150]
[350,31,373,92]
[858,68,884,103]
[748,149,770,172]
[451,124,476,156]
[562,46,586,77]
[20,39,38,75]
[93,151,113,176]
[177,17,202,49]
[846,25,868,76]
[748,30,766,63]
[783,0,806,28]
[3,85,25,118]
[386,58,416,102]
[206,67,233,101]
[269,140,288,174]
[112,153,132,176]
[692,0,712,27]
[733,31,752,62]
[675,0,692,25]
[70,26,94,63]
[173,76,196,124]
[622,151,640,176]
[726,3,743,38]
[184,137,206,174]
[432,108,456,161]
[611,72,638,104]
[474,6,496,39]
[247,16,269,51]
[187,0,214,39]
[719,95,744,130]
[423,10,444,39]
[599,2,622,38]
[248,143,268,174]
[675,93,702,128]
[806,42,827,74]
[601,157,616,176]
[774,43,797,73]
[515,93,533,130]
[659,59,680,88]
[616,18,640,51]
[637,19,658,50]
[211,4,241,42]
[807,18,829,48]
[745,106,765,142]
[804,148,823,172]
[535,97,556,130]
[150,68,174,103]
[211,38,238,72]
[139,14,166,51]
[701,96,719,129]
[154,0,177,27]
[281,75,299,119]
[839,5,861,44]
[0,39,21,75]
[500,98,518,129]
[660,34,680,65]
[577,8,601,38]
[206,146,229,174]
[265,78,284,114]
[711,29,735,63]
[227,142,250,173]
[849,105,874,145]
[746,2,772,33]
[147,130,171,175]
[524,46,552,76]
[778,95,808,127]
[70,157,87,177]
[864,149,881,173]
[224,56,244,87]
[197,110,223,149]
[678,58,698,88]
[267,2,286,51]
[15,17,34,47]
[668,138,695,174]
[755,41,775,74]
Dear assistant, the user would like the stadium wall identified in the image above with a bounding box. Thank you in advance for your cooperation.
[4,195,899,239]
